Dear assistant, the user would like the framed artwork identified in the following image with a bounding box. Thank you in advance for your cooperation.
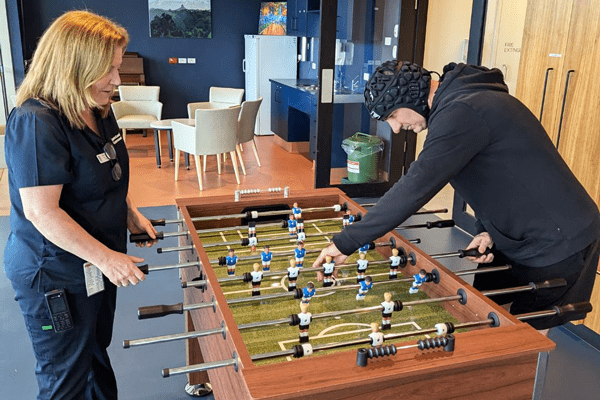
[259,2,287,35]
[149,0,212,38]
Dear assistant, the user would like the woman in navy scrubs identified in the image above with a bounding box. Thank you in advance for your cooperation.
[3,11,157,399]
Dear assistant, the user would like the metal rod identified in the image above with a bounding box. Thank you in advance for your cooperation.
[123,324,225,348]
[191,204,344,223]
[163,352,237,377]
[202,230,344,249]
[147,261,200,273]
[454,265,511,277]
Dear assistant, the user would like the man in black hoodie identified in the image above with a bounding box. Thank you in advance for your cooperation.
[312,60,600,330]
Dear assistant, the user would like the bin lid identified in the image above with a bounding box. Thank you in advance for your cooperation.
[342,132,384,155]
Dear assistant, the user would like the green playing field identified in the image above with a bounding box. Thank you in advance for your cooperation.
[198,219,460,365]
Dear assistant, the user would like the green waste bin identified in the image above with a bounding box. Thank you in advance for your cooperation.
[341,132,384,183]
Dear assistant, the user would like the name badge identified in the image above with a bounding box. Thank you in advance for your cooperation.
[97,153,110,163]
[83,262,105,297]
[111,133,123,145]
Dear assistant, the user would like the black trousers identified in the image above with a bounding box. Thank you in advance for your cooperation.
[472,238,599,330]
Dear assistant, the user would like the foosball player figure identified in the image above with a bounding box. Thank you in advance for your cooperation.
[296,218,306,241]
[368,322,385,347]
[322,255,336,287]
[342,209,354,228]
[389,248,401,280]
[356,276,373,301]
[409,269,428,294]
[301,281,316,304]
[292,202,302,220]
[295,240,306,268]
[298,302,312,343]
[358,243,370,255]
[288,258,300,291]
[356,252,369,283]
[226,248,237,276]
[250,263,263,296]
[287,214,297,236]
[381,292,394,330]
[248,221,258,252]
[261,245,272,271]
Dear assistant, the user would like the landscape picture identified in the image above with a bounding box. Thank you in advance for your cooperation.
[259,2,287,35]
[149,0,212,38]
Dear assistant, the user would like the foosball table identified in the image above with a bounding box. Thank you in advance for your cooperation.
[127,188,564,399]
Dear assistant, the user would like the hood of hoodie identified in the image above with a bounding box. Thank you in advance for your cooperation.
[429,63,509,118]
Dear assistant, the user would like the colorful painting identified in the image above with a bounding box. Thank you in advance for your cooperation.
[149,0,212,38]
[259,2,287,35]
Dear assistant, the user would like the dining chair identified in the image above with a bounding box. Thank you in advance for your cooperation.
[236,97,263,175]
[186,86,244,169]
[171,106,241,191]
[111,86,162,143]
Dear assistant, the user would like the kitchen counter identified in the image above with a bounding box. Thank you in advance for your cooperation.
[271,79,364,104]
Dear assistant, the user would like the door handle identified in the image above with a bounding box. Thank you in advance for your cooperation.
[539,67,553,122]
[556,69,575,149]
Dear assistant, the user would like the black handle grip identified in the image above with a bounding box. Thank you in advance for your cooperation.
[137,264,149,274]
[458,248,492,258]
[529,278,567,291]
[138,302,184,319]
[553,302,593,317]
[426,219,455,229]
[150,219,166,226]
[130,231,164,243]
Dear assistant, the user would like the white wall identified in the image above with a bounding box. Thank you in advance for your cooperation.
[0,0,18,125]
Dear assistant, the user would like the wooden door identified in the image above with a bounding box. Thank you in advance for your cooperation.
[515,0,574,142]
[555,0,600,204]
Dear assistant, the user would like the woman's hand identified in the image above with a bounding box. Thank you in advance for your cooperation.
[312,242,347,281]
[127,205,158,248]
[465,232,494,263]
[95,251,146,287]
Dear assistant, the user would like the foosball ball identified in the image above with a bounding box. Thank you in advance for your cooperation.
[124,188,582,399]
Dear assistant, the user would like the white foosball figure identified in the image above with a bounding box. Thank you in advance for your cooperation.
[381,292,394,330]
[368,322,385,346]
[250,263,263,296]
[356,252,369,283]
[288,258,300,291]
[298,302,312,343]
[389,248,401,280]
[322,255,336,287]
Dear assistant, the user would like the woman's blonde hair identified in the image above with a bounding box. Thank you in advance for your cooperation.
[16,10,129,129]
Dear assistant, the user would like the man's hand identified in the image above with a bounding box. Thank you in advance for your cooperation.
[466,232,494,263]
[312,243,347,281]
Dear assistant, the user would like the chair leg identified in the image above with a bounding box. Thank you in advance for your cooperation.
[236,144,246,175]
[195,155,203,191]
[174,149,181,181]
[217,154,222,174]
[122,129,127,145]
[203,155,207,172]
[230,151,241,185]
[251,139,261,167]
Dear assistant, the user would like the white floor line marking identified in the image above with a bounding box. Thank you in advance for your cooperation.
[223,284,282,295]
[276,321,421,362]
[219,232,227,242]
[236,230,243,239]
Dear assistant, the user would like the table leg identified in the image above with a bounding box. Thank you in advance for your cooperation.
[167,131,174,162]
[153,128,162,168]
[186,153,190,170]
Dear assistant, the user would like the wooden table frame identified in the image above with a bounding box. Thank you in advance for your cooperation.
[175,188,555,399]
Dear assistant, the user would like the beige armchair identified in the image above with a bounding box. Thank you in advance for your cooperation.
[172,106,241,191]
[111,86,162,143]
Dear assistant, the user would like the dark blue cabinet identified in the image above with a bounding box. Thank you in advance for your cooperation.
[287,0,320,37]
